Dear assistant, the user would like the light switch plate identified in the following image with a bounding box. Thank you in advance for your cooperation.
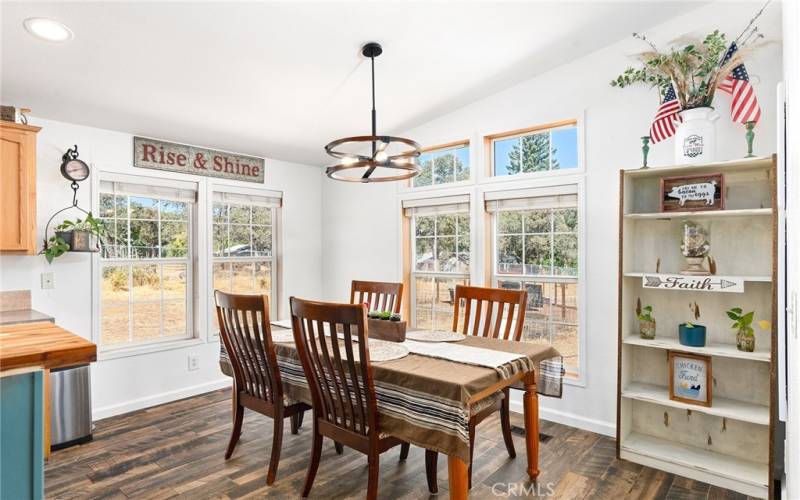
[188,355,200,371]
[41,272,55,289]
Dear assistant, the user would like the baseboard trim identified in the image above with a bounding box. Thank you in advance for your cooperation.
[509,399,615,437]
[92,378,232,421]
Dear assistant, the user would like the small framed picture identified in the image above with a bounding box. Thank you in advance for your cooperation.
[660,173,725,212]
[668,351,712,407]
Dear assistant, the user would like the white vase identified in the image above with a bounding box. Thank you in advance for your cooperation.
[674,107,719,164]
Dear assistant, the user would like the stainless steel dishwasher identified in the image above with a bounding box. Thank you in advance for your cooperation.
[50,364,93,449]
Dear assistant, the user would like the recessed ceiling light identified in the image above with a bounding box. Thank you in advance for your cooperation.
[23,17,74,43]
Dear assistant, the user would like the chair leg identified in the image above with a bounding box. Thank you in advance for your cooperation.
[334,441,344,455]
[425,450,438,494]
[266,413,283,485]
[468,421,475,489]
[399,442,410,461]
[224,395,244,460]
[290,412,300,435]
[500,388,517,459]
[367,452,380,500]
[297,409,305,429]
[302,423,322,498]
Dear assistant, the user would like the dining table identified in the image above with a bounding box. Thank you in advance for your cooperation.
[219,325,562,500]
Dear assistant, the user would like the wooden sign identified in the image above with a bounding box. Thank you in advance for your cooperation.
[642,273,744,293]
[133,137,264,183]
[669,351,712,407]
[660,173,724,212]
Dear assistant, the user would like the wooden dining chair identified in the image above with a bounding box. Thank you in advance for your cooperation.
[290,297,410,499]
[215,291,310,485]
[350,280,403,313]
[425,284,528,491]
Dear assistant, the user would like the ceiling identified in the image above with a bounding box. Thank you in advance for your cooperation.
[2,1,699,166]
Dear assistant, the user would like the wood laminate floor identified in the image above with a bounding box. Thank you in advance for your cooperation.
[46,389,755,499]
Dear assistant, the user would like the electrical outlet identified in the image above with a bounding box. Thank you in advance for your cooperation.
[41,272,55,290]
[187,355,200,371]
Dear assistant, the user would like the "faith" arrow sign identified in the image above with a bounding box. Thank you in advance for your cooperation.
[641,274,745,293]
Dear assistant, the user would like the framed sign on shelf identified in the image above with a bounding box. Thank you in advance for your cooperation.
[668,351,712,407]
[660,173,724,212]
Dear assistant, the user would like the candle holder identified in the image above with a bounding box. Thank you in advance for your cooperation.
[744,121,756,158]
[640,136,651,169]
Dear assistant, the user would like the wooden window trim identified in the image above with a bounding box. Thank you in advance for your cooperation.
[483,118,577,177]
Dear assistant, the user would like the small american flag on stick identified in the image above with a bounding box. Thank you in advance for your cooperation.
[650,84,682,143]
[717,42,762,124]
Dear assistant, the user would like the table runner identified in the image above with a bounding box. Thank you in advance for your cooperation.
[403,339,532,379]
[218,330,561,461]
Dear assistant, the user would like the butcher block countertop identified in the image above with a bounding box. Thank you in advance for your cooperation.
[0,321,96,373]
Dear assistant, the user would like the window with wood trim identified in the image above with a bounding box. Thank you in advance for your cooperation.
[413,141,470,188]
[487,185,580,375]
[488,121,578,177]
[403,196,470,330]
[98,178,196,348]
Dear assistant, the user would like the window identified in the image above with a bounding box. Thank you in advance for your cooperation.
[413,142,469,187]
[211,190,281,331]
[403,196,470,330]
[490,122,578,176]
[487,186,580,374]
[98,178,196,348]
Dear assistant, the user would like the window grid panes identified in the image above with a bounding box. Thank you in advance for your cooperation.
[493,125,578,176]
[99,192,192,348]
[212,201,275,333]
[412,212,470,330]
[494,205,579,374]
[413,143,470,187]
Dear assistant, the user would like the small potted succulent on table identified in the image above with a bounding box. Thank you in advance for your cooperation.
[366,310,405,342]
[679,302,706,347]
[636,298,656,339]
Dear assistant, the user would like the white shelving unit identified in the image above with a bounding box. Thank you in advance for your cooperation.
[617,156,777,499]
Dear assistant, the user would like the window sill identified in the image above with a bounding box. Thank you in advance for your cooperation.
[480,168,585,185]
[98,337,205,361]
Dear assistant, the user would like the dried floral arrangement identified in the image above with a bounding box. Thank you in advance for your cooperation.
[610,4,768,109]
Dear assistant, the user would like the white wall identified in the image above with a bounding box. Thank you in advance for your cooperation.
[0,117,323,419]
[782,1,799,498]
[320,2,784,436]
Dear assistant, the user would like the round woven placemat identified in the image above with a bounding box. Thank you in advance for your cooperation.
[359,339,409,362]
[406,330,466,342]
[270,330,296,343]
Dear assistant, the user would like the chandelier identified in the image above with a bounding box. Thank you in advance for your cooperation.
[324,42,421,183]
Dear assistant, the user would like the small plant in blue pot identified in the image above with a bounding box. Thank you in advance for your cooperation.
[679,302,706,347]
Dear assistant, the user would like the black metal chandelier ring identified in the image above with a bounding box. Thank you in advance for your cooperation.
[324,135,421,161]
[326,159,420,183]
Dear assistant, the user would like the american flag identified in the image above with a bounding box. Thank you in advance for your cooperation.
[717,42,762,123]
[650,84,682,143]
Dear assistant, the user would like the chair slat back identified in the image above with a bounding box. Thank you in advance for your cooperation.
[451,285,528,341]
[215,291,281,405]
[290,298,377,437]
[350,280,403,313]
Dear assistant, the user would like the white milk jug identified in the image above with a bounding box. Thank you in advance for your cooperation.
[674,107,719,164]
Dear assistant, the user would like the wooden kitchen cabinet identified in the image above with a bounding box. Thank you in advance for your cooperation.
[0,121,40,254]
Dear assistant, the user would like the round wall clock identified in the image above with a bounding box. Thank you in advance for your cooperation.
[60,145,90,182]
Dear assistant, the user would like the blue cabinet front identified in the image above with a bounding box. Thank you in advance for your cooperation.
[0,370,44,500]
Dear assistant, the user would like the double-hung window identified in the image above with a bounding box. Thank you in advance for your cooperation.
[211,189,281,331]
[413,142,470,188]
[486,185,580,375]
[98,177,196,349]
[403,196,470,330]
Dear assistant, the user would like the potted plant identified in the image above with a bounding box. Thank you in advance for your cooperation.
[611,31,757,164]
[43,235,70,264]
[636,298,656,339]
[679,302,706,347]
[725,307,768,352]
[54,213,106,253]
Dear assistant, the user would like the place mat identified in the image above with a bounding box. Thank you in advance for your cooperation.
[403,339,532,378]
[405,330,466,343]
[359,339,409,363]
